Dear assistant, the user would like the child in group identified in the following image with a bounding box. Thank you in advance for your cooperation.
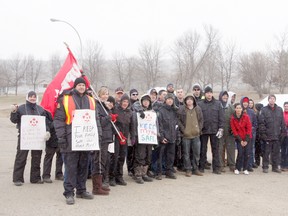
[230,103,252,175]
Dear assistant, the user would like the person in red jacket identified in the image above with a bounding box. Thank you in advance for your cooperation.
[230,103,252,175]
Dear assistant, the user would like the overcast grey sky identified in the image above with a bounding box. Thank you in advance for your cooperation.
[1,0,288,60]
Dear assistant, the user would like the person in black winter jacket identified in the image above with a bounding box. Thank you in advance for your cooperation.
[156,93,179,180]
[197,86,224,174]
[258,95,286,173]
[54,77,102,205]
[10,91,50,186]
[109,94,135,186]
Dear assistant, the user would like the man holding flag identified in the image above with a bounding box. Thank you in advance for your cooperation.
[42,48,100,205]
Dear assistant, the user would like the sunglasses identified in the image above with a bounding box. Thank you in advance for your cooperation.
[193,89,200,91]
[132,93,138,96]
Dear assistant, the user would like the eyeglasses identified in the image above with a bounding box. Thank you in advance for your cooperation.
[132,93,138,96]
[193,89,200,91]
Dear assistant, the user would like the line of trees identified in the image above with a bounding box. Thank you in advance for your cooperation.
[1,25,288,98]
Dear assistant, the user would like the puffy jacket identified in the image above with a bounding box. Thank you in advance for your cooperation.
[158,104,178,143]
[197,97,224,134]
[258,104,286,141]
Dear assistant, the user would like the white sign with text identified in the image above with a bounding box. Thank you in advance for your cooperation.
[137,111,158,145]
[72,109,99,151]
[20,115,46,150]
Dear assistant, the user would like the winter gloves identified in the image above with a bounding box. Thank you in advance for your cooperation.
[110,114,118,123]
[216,128,224,139]
[117,132,127,145]
[44,131,51,141]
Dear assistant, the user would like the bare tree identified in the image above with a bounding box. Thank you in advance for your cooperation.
[218,42,238,91]
[26,56,44,91]
[49,53,62,80]
[172,25,219,92]
[112,52,138,90]
[82,41,105,90]
[0,60,11,95]
[138,41,162,89]
[270,32,288,93]
[9,55,28,95]
[238,52,269,98]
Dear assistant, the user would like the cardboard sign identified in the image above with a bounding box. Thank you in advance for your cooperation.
[20,115,46,150]
[137,111,158,144]
[72,109,99,151]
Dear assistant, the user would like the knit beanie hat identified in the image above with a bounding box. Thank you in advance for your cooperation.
[73,77,86,88]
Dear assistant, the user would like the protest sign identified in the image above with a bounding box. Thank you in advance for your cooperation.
[137,111,158,144]
[72,109,99,151]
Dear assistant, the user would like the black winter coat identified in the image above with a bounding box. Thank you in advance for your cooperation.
[115,105,134,139]
[158,104,178,143]
[258,104,286,141]
[54,90,102,152]
[97,100,115,144]
[197,97,225,134]
[10,101,47,133]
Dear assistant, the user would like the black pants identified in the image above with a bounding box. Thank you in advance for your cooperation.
[42,146,63,179]
[199,134,220,171]
[62,151,89,197]
[262,140,281,169]
[13,138,42,183]
[156,142,175,175]
[126,145,135,173]
[134,144,152,167]
[92,142,109,175]
[109,139,127,179]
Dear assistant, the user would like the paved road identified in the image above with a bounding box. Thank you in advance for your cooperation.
[0,117,287,216]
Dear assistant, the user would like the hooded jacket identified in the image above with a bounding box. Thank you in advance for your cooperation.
[240,96,257,130]
[219,91,234,136]
[230,111,252,142]
[177,94,203,137]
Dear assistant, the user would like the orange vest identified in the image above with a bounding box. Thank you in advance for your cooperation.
[63,95,96,125]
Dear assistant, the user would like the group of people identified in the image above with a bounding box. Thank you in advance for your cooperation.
[10,79,288,205]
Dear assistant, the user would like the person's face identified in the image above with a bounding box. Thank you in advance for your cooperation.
[193,88,201,97]
[243,102,248,109]
[160,92,167,101]
[142,99,150,109]
[100,91,109,102]
[115,92,124,102]
[121,99,129,109]
[167,85,174,93]
[186,98,194,107]
[231,95,236,104]
[75,83,86,94]
[268,97,276,107]
[205,92,213,101]
[222,94,228,102]
[235,105,242,115]
[130,92,138,100]
[150,93,157,102]
[249,100,254,109]
[28,95,37,104]
[284,104,288,112]
[176,89,184,99]
[105,101,114,110]
[165,98,174,106]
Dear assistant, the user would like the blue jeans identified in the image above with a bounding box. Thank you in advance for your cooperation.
[182,137,201,171]
[248,128,256,168]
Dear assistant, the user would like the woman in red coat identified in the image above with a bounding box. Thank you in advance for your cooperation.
[230,103,252,175]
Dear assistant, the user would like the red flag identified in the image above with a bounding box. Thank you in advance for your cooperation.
[41,48,87,117]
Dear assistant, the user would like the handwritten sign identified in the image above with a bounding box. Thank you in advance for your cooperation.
[137,111,158,144]
[20,115,46,150]
[72,109,99,151]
